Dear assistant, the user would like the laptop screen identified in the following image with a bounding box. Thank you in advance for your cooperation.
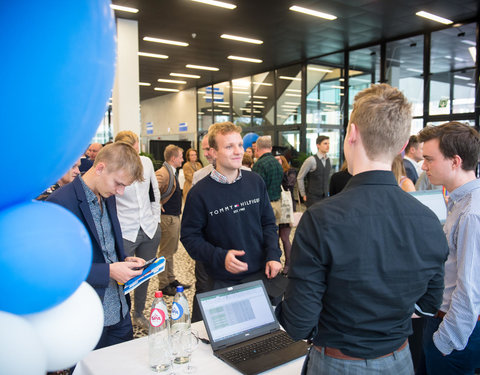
[197,280,278,349]
[409,190,447,224]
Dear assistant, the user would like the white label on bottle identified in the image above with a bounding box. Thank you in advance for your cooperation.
[150,308,165,327]
[171,302,184,320]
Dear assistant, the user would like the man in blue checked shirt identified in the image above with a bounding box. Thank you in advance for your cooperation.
[418,122,480,375]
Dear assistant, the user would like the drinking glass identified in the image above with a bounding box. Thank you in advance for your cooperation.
[182,329,199,373]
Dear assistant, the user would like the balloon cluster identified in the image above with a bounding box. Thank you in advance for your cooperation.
[243,132,259,149]
[0,1,116,373]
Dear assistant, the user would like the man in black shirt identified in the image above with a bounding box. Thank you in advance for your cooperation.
[276,84,448,374]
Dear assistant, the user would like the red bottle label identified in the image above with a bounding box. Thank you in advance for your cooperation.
[150,308,166,327]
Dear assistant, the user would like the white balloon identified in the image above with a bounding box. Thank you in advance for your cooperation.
[0,311,47,375]
[25,282,104,371]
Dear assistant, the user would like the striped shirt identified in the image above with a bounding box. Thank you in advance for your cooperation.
[433,178,480,354]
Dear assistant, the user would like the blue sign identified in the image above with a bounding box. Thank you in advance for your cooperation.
[179,122,188,132]
[146,122,153,135]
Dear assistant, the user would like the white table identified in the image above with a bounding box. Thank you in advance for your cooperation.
[73,321,305,375]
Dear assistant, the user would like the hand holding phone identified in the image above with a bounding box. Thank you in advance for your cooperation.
[133,257,157,271]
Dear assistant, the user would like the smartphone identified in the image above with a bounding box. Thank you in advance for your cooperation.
[133,257,157,271]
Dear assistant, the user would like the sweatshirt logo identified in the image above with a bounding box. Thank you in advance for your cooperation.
[209,198,260,216]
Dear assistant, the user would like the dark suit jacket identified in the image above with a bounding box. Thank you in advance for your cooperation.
[403,158,419,185]
[46,176,126,301]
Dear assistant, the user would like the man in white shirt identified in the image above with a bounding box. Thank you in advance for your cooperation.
[114,131,161,329]
[403,135,423,185]
[297,135,331,207]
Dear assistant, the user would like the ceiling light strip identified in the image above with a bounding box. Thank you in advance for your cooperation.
[138,52,168,59]
[154,87,180,92]
[170,73,201,79]
[289,5,336,20]
[157,78,187,84]
[228,55,263,63]
[110,4,139,13]
[191,0,236,9]
[415,11,453,25]
[221,34,263,44]
[143,37,189,47]
[186,64,219,71]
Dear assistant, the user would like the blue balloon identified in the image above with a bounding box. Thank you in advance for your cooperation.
[0,1,116,210]
[243,133,259,149]
[0,201,92,315]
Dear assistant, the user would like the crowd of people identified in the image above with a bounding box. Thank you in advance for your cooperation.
[39,83,480,375]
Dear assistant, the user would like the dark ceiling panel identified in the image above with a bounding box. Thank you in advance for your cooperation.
[111,0,478,100]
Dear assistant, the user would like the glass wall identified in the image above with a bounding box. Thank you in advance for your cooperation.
[213,81,231,123]
[252,72,275,126]
[197,87,212,131]
[232,76,252,128]
[276,64,302,125]
[430,23,476,115]
[195,21,478,161]
[386,35,424,117]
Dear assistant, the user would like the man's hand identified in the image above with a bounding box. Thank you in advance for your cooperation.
[124,256,146,268]
[303,195,307,202]
[265,261,282,279]
[110,260,144,284]
[225,250,248,274]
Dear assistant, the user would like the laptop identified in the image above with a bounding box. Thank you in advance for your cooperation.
[409,190,447,224]
[196,280,309,375]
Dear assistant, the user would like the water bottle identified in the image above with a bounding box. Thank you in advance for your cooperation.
[149,291,171,372]
[171,286,191,364]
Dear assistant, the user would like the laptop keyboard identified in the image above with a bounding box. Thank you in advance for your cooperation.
[221,331,295,364]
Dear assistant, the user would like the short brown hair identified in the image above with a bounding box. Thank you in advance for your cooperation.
[242,153,253,168]
[405,135,420,153]
[350,84,412,160]
[164,144,183,162]
[418,122,480,171]
[94,142,144,182]
[316,135,329,145]
[208,122,242,150]
[114,130,139,146]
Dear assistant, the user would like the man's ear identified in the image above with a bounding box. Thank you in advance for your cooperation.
[346,123,358,144]
[95,162,106,175]
[451,155,463,170]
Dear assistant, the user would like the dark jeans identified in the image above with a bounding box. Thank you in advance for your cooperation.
[95,312,134,350]
[423,316,480,375]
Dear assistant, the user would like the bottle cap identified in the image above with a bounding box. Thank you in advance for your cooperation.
[155,291,163,298]
[176,286,184,293]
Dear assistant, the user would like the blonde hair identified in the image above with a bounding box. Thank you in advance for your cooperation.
[208,122,242,150]
[164,144,183,161]
[94,142,144,182]
[391,154,407,183]
[114,130,139,146]
[350,84,411,160]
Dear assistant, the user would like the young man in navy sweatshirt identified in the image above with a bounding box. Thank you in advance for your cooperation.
[181,122,282,320]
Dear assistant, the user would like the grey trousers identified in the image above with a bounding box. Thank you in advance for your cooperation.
[123,225,161,315]
[157,215,180,289]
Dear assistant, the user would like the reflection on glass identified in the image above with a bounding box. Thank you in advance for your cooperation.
[197,87,212,131]
[411,118,423,135]
[386,35,424,116]
[430,23,476,115]
[277,65,302,125]
[252,72,274,126]
[279,131,300,152]
[232,76,252,128]
[306,64,343,126]
[213,81,231,123]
